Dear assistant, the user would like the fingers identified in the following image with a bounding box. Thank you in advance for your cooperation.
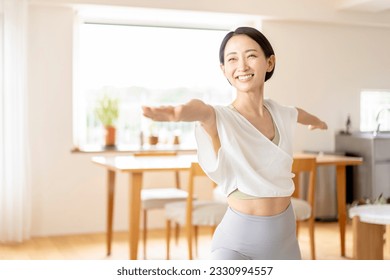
[308,122,328,130]
[141,105,175,121]
[142,106,153,118]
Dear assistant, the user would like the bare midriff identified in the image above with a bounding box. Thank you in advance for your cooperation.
[227,195,291,216]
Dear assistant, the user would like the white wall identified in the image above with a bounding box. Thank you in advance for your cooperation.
[28,6,110,236]
[28,4,390,236]
[263,21,390,152]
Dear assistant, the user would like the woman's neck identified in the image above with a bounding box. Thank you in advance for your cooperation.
[232,91,266,117]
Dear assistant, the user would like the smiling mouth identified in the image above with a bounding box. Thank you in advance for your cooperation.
[236,74,254,81]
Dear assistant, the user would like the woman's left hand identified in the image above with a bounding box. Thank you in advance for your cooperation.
[308,121,328,130]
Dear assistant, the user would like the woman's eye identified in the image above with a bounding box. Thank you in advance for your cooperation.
[228,57,236,62]
[248,54,257,58]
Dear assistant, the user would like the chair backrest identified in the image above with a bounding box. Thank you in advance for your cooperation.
[185,162,216,228]
[292,155,318,260]
[291,155,317,211]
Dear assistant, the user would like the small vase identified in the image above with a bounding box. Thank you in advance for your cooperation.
[173,135,180,145]
[148,136,158,145]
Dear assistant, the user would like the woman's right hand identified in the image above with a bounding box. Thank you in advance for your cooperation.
[142,100,219,150]
[142,105,178,122]
[142,99,214,124]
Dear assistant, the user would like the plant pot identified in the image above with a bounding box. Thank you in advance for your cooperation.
[148,136,158,145]
[105,126,116,146]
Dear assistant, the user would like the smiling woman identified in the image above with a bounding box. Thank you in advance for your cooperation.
[74,23,235,149]
[142,26,328,260]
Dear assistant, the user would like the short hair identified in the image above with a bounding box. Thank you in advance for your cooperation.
[219,27,275,81]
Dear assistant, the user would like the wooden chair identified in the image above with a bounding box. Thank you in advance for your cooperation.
[134,151,188,259]
[291,155,317,260]
[164,162,227,260]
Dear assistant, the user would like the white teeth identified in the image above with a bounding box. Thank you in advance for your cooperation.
[237,74,253,81]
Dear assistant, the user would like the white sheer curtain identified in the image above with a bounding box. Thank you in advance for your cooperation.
[0,0,31,243]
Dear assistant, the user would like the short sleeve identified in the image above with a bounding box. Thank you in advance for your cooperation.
[194,123,219,173]
[289,106,298,123]
[194,114,233,191]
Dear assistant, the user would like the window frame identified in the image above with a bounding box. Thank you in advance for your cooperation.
[72,7,261,151]
[360,89,390,133]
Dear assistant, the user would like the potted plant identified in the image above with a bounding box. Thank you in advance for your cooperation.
[94,93,119,146]
[147,121,159,145]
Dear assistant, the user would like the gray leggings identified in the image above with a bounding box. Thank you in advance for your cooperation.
[210,203,301,260]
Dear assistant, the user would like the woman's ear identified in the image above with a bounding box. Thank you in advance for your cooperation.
[220,63,225,75]
[267,55,275,72]
[220,63,231,85]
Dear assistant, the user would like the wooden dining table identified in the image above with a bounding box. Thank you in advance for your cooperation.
[92,152,362,259]
[92,153,198,259]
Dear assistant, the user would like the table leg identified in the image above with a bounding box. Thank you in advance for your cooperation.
[106,170,116,256]
[336,165,347,257]
[129,172,142,260]
[386,225,390,254]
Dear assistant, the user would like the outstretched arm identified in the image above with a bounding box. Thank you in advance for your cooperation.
[142,99,213,122]
[297,108,328,130]
[142,99,218,139]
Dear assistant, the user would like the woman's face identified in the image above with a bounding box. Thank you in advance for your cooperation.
[221,34,275,93]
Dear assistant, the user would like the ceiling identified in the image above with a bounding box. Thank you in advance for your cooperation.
[338,0,390,12]
[29,0,390,28]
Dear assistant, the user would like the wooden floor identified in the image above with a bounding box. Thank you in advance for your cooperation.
[1,221,389,260]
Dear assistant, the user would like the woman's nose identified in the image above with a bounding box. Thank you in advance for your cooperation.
[237,58,249,71]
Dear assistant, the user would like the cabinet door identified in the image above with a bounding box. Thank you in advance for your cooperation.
[373,162,390,199]
[374,139,390,161]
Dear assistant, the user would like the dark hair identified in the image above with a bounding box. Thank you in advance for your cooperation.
[219,27,275,81]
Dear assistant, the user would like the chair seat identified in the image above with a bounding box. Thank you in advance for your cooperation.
[165,200,227,226]
[291,197,311,221]
[141,188,188,209]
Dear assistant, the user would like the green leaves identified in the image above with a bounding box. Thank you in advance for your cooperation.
[94,94,119,127]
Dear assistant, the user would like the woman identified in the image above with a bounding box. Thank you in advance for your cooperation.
[142,26,327,260]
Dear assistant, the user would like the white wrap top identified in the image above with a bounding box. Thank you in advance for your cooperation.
[195,99,298,198]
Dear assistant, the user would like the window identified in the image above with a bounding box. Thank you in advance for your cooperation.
[73,6,263,150]
[360,90,390,132]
